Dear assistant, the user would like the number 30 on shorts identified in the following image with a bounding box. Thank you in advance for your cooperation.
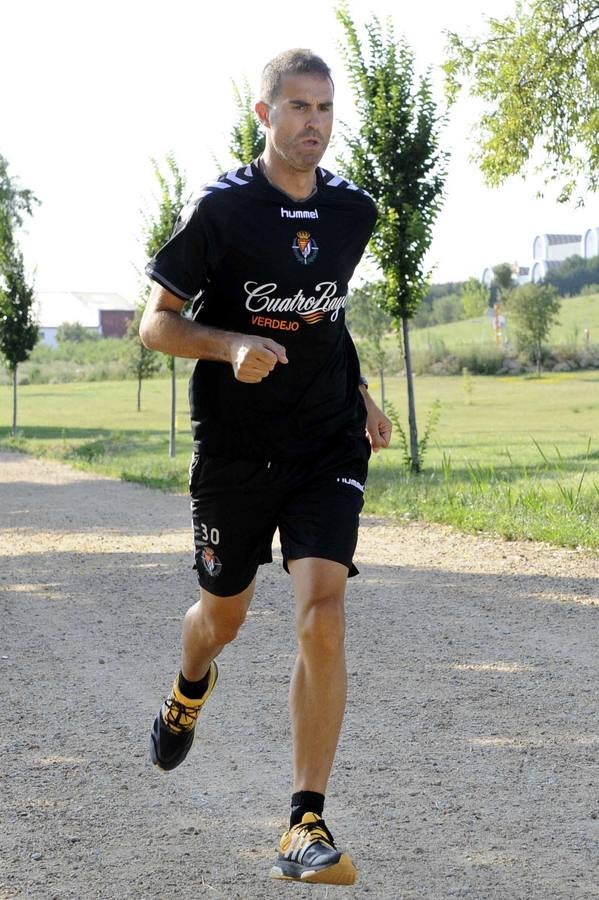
[199,522,220,545]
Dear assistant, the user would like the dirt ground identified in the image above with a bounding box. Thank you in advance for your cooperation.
[0,450,598,900]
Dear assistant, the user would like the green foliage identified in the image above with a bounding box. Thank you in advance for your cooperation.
[444,0,599,202]
[138,153,186,390]
[336,4,448,471]
[0,246,38,372]
[125,307,161,411]
[580,283,599,296]
[142,153,186,262]
[460,277,490,318]
[0,153,39,434]
[492,263,516,297]
[544,254,599,296]
[346,282,392,364]
[336,6,449,320]
[229,78,265,163]
[56,321,100,343]
[0,153,39,256]
[347,282,393,408]
[430,294,463,325]
[386,398,441,468]
[506,282,561,373]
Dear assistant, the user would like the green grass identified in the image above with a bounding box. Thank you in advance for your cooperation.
[410,291,599,351]
[1,373,598,551]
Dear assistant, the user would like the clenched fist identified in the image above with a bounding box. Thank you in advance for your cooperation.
[229,334,288,383]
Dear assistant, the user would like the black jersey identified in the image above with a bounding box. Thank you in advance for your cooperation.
[145,160,378,461]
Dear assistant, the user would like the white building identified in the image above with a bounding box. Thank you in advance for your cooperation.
[35,292,136,346]
[481,225,599,287]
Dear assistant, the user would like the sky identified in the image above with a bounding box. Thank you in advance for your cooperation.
[2,0,597,300]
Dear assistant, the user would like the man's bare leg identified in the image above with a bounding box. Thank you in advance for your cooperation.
[181,578,256,679]
[288,558,348,794]
[269,557,357,885]
[150,579,255,771]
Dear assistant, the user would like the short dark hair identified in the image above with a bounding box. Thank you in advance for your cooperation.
[260,49,334,104]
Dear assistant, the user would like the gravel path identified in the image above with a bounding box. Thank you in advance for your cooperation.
[0,450,598,900]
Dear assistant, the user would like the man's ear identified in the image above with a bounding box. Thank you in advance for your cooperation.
[255,100,271,129]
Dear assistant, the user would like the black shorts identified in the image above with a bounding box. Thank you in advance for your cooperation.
[189,435,370,597]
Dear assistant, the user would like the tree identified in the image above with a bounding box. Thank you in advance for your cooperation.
[56,321,99,343]
[506,282,561,375]
[346,282,393,410]
[491,262,516,305]
[125,307,161,412]
[336,6,448,471]
[229,78,265,163]
[140,153,186,453]
[444,1,599,203]
[460,277,490,318]
[0,154,39,436]
[545,253,599,296]
[0,248,38,436]
[0,153,38,246]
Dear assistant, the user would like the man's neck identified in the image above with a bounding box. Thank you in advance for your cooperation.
[259,152,317,202]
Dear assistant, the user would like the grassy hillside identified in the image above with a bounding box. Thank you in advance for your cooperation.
[409,292,599,352]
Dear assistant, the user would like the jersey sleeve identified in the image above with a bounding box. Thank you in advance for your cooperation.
[145,194,217,302]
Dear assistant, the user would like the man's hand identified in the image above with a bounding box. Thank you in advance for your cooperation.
[229,335,288,383]
[360,387,392,453]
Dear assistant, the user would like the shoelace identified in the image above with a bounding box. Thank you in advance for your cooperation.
[294,820,336,849]
[163,696,200,733]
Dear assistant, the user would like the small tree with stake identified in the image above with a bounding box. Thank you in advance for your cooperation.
[345,282,392,411]
[0,153,40,437]
[336,6,448,471]
[139,153,186,454]
[506,282,561,376]
[0,249,38,436]
[125,306,161,413]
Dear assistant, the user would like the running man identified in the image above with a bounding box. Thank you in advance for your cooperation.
[140,48,392,886]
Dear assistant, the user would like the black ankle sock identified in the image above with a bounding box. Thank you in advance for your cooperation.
[177,668,210,699]
[290,790,325,827]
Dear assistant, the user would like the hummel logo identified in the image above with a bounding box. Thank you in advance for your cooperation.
[337,477,365,493]
[281,207,319,219]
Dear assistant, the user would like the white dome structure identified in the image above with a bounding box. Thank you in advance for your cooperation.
[531,260,562,283]
[481,267,494,287]
[582,227,599,258]
[532,233,582,262]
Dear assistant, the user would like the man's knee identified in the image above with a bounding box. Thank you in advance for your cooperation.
[296,595,346,654]
[185,586,252,647]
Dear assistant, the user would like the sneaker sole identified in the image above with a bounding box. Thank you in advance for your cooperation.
[269,853,357,885]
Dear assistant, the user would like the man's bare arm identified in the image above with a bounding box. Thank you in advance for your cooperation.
[139,283,287,383]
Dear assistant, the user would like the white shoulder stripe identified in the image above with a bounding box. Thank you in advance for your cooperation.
[326,174,344,187]
[225,169,251,186]
[244,164,253,178]
[208,181,231,190]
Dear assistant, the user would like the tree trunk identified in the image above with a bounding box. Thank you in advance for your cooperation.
[379,368,385,413]
[12,366,17,438]
[137,371,142,412]
[169,357,176,458]
[401,317,420,473]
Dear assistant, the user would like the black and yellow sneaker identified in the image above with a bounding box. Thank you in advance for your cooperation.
[149,661,218,771]
[269,812,357,885]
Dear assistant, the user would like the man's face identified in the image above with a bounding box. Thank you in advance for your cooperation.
[258,73,334,171]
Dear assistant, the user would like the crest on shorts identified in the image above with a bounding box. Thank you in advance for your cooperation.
[292,230,319,265]
[200,546,222,577]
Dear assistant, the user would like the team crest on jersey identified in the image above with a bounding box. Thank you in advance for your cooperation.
[292,230,319,265]
[200,546,222,577]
